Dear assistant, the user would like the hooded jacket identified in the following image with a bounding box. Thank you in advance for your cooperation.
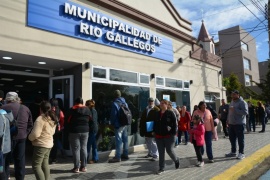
[68,105,91,133]
[227,98,248,125]
[140,105,159,137]
[0,109,14,154]
[110,97,128,128]
[28,114,56,148]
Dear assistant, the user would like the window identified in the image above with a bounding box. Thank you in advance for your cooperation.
[243,58,251,70]
[110,69,137,83]
[93,67,106,79]
[241,41,248,51]
[245,74,252,86]
[156,77,164,86]
[184,81,189,89]
[165,78,182,88]
[139,74,150,84]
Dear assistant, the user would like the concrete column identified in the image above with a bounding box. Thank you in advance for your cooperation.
[81,62,91,101]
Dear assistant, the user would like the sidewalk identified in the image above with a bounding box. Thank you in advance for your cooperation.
[12,127,270,180]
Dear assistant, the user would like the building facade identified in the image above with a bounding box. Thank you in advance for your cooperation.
[217,26,260,87]
[0,0,223,146]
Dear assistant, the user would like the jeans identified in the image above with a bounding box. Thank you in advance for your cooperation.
[156,136,178,170]
[201,131,213,160]
[178,130,188,143]
[87,132,99,162]
[13,139,26,180]
[249,116,256,132]
[228,124,245,154]
[221,119,228,136]
[50,132,63,160]
[69,133,89,168]
[0,153,10,180]
[145,137,158,157]
[32,146,51,180]
[261,117,266,131]
[114,126,128,159]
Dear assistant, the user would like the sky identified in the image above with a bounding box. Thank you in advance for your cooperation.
[171,0,269,62]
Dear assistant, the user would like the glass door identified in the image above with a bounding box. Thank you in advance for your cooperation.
[49,75,73,111]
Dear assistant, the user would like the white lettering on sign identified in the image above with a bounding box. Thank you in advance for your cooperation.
[64,2,161,53]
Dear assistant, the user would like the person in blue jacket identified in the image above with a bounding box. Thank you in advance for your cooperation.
[108,90,129,163]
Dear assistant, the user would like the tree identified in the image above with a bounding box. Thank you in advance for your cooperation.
[253,60,270,103]
[223,73,242,101]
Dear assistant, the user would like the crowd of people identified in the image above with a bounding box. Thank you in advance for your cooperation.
[0,88,269,179]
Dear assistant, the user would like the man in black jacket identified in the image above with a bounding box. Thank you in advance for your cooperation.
[139,97,159,161]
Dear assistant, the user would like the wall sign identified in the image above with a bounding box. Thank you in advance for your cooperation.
[27,0,173,62]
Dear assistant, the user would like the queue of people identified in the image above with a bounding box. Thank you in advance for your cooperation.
[0,88,269,179]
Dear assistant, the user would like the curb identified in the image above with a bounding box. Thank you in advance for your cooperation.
[211,144,270,180]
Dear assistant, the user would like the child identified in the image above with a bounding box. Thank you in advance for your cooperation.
[189,115,205,167]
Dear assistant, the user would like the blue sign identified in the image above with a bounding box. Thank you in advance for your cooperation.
[27,0,173,62]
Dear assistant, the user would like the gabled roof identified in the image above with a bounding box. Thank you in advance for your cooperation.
[197,20,212,42]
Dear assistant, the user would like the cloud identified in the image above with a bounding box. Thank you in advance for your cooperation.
[172,0,267,37]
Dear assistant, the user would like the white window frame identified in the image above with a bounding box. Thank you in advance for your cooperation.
[155,76,165,87]
[245,74,251,86]
[139,73,150,85]
[91,66,108,82]
[243,57,251,70]
[165,77,183,90]
[91,65,150,87]
[241,41,248,51]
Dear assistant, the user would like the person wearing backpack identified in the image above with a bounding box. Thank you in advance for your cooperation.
[1,92,33,180]
[108,90,130,163]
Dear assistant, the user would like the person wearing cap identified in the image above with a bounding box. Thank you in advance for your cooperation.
[139,97,159,161]
[1,92,33,180]
[225,90,248,160]
[108,90,130,163]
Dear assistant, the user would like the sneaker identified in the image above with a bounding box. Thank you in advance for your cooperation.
[185,142,188,145]
[236,153,245,160]
[108,157,121,163]
[150,157,158,161]
[225,152,237,157]
[156,169,165,175]
[71,168,79,173]
[144,154,153,158]
[121,154,129,160]
[79,167,87,172]
[196,161,200,166]
[208,159,214,163]
[175,158,180,169]
[196,161,204,167]
[174,145,179,148]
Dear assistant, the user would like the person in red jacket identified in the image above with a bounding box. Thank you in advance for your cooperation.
[189,115,205,167]
[178,106,191,145]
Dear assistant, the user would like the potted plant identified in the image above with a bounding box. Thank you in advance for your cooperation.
[98,125,114,151]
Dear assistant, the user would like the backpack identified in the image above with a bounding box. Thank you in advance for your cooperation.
[117,102,132,126]
[10,105,21,137]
